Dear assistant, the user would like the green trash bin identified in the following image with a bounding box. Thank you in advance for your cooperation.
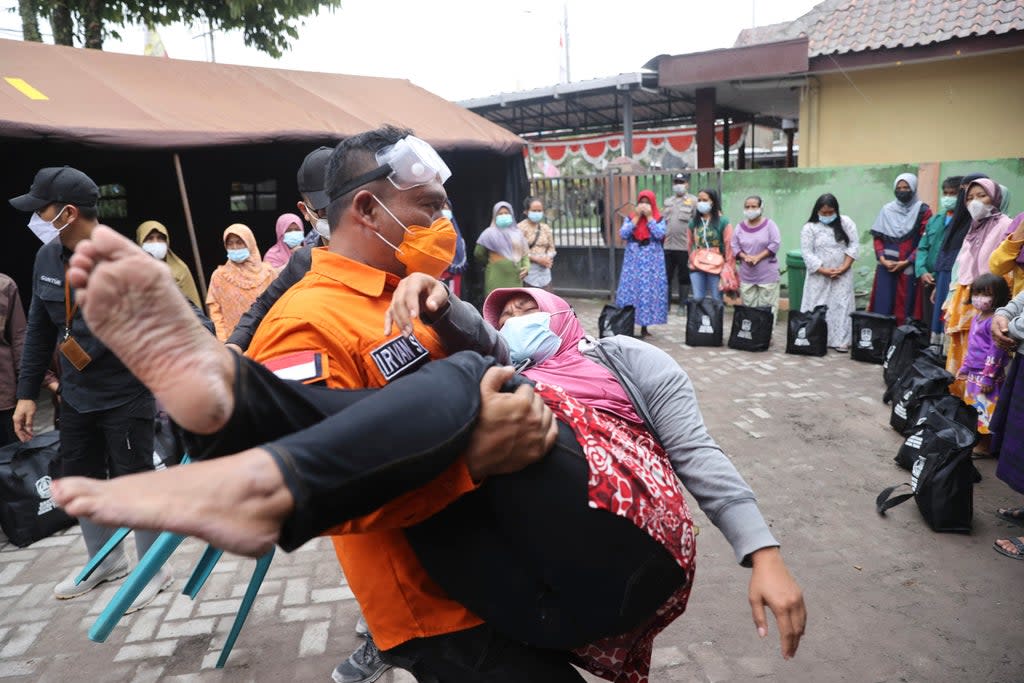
[786,250,806,312]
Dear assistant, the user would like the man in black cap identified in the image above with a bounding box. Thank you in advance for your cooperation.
[226,146,332,352]
[10,166,172,610]
[662,172,697,315]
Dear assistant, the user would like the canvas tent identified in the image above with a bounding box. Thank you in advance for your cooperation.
[0,38,526,304]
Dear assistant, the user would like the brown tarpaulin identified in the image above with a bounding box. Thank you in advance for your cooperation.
[0,39,523,153]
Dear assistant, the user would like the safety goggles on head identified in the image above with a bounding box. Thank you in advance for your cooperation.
[327,135,451,201]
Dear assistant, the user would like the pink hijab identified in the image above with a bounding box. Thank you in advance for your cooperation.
[483,287,642,424]
[264,213,304,269]
[957,179,1012,285]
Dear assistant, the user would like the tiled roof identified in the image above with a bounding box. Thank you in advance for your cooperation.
[734,0,1024,57]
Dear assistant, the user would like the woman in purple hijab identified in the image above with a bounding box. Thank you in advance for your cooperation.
[474,201,530,298]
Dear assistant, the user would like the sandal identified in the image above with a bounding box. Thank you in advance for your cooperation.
[996,507,1024,526]
[993,537,1024,561]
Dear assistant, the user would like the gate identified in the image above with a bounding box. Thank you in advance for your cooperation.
[530,168,722,298]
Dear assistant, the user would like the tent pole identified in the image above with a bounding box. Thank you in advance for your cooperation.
[173,152,208,303]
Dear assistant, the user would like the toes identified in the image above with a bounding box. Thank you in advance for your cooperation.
[91,226,142,259]
[51,477,97,507]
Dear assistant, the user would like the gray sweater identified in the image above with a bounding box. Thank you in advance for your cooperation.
[995,289,1024,352]
[428,294,779,565]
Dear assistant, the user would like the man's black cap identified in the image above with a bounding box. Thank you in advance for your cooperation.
[9,166,99,212]
[673,172,691,183]
[297,146,333,211]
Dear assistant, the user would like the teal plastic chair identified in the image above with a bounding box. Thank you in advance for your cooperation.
[82,454,276,667]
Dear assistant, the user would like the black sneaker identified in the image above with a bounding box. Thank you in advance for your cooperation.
[331,635,392,683]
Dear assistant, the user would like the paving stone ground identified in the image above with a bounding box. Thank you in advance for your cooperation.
[1,298,1021,683]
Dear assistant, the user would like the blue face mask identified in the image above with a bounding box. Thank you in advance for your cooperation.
[441,209,453,220]
[500,311,563,366]
[227,248,250,263]
[527,211,544,224]
[818,213,836,225]
[495,214,515,229]
[282,231,304,248]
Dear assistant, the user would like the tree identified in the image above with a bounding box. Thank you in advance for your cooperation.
[20,1,341,56]
[17,0,42,42]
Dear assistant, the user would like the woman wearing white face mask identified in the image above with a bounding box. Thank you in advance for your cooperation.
[206,224,278,342]
[731,196,782,316]
[134,221,202,308]
[474,201,530,298]
[518,197,556,290]
[798,193,860,351]
[944,178,1013,397]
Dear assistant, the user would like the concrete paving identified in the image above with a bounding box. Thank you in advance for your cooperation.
[0,298,1021,683]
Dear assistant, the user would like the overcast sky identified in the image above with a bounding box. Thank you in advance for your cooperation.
[1,0,821,100]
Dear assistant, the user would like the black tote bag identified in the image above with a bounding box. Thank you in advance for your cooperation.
[850,311,897,364]
[0,431,76,548]
[882,320,930,388]
[878,410,979,533]
[888,357,955,434]
[685,297,724,347]
[727,305,773,352]
[785,305,828,356]
[598,304,635,338]
[895,398,979,471]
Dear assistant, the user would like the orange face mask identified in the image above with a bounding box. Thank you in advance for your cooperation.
[372,196,458,279]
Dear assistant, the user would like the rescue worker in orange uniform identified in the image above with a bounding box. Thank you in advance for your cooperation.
[245,126,568,681]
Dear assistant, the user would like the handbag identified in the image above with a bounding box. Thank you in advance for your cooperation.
[785,305,828,356]
[728,305,773,352]
[882,320,930,389]
[0,431,76,547]
[692,222,725,275]
[685,297,724,347]
[718,264,739,292]
[598,304,635,338]
[850,311,897,364]
[877,410,980,533]
[894,396,978,471]
[888,357,955,434]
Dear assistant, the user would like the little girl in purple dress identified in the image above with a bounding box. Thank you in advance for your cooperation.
[957,273,1012,456]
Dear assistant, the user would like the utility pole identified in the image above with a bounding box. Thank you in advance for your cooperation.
[562,1,570,83]
[208,15,216,63]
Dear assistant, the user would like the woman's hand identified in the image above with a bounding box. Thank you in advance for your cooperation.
[385,273,450,337]
[920,272,935,286]
[748,547,806,660]
[992,315,1016,350]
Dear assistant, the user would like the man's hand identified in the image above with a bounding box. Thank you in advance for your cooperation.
[993,314,1016,350]
[463,366,558,482]
[13,399,36,442]
[748,547,806,660]
[385,273,450,337]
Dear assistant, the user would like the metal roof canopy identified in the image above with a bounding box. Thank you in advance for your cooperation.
[459,72,713,140]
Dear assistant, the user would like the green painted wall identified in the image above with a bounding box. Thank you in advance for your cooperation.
[719,158,1024,305]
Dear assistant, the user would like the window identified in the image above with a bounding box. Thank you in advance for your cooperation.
[230,180,277,212]
[97,183,127,220]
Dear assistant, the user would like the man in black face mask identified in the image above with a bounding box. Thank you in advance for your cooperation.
[9,167,172,611]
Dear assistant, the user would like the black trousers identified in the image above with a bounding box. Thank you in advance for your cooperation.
[665,249,691,305]
[57,393,155,479]
[191,351,685,677]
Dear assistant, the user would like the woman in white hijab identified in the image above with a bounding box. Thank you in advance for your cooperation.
[867,173,932,322]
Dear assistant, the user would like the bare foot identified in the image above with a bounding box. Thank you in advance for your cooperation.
[67,227,234,434]
[51,449,293,557]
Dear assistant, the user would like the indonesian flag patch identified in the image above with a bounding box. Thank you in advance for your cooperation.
[262,350,328,384]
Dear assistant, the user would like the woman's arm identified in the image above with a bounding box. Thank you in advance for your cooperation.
[588,337,778,565]
[205,278,227,342]
[843,218,860,259]
[799,225,823,273]
[619,218,635,241]
[649,218,667,241]
[988,235,1024,277]
[473,243,488,263]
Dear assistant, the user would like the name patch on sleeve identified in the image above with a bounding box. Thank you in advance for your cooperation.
[370,334,429,382]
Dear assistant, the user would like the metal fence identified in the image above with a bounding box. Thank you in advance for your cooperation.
[530,168,722,296]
